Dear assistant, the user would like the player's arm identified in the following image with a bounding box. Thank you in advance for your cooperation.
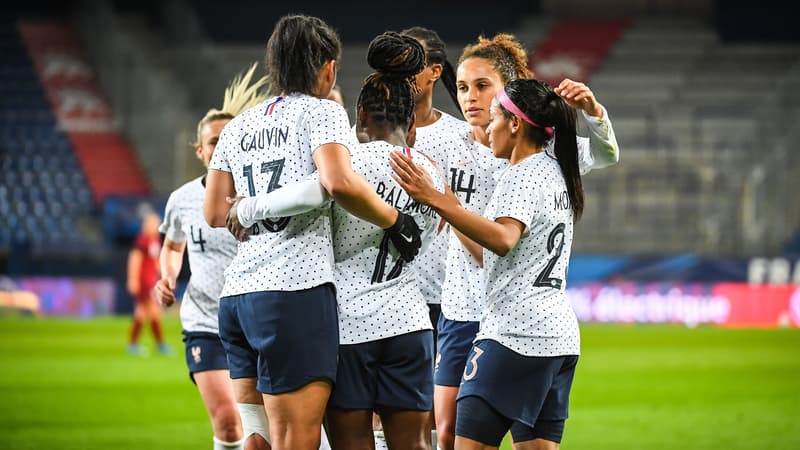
[154,239,186,307]
[555,78,619,169]
[126,248,143,297]
[390,151,524,257]
[204,169,236,228]
[452,227,485,267]
[240,177,330,223]
[314,143,398,228]
[315,143,425,262]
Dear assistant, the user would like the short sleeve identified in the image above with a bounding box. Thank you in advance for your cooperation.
[306,100,355,154]
[159,193,186,243]
[208,121,235,172]
[490,166,540,231]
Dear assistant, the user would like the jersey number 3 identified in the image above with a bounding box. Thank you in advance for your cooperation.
[243,159,290,233]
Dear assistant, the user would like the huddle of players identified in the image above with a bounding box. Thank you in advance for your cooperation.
[156,13,619,450]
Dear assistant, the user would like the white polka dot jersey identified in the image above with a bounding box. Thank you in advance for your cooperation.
[209,94,355,296]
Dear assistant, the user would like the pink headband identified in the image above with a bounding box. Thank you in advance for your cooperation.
[496,87,554,137]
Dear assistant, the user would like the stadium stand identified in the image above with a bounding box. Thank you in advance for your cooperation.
[0,22,98,255]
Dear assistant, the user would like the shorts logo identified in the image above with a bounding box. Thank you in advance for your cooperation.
[434,353,442,373]
[192,345,202,364]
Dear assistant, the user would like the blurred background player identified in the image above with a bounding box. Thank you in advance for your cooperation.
[391,77,585,450]
[203,14,424,450]
[153,63,269,450]
[126,210,171,356]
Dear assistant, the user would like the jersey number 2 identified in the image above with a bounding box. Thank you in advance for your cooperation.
[534,223,566,289]
[243,159,290,233]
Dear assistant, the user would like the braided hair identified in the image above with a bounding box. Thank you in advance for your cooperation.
[356,31,426,129]
[459,34,531,84]
[401,26,460,112]
[500,79,584,221]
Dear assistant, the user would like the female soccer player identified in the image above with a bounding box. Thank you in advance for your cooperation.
[431,34,620,450]
[152,64,269,450]
[126,211,170,356]
[391,77,585,450]
[400,26,471,332]
[203,15,423,450]
[323,32,443,450]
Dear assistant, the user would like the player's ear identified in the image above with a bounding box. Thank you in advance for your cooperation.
[429,63,442,81]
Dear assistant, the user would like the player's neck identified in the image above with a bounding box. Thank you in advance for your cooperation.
[369,127,409,148]
[414,95,439,128]
[510,143,543,165]
[472,125,489,147]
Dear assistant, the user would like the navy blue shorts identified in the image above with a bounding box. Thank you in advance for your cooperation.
[457,339,578,429]
[434,315,480,386]
[217,283,339,394]
[328,330,434,411]
[183,331,229,382]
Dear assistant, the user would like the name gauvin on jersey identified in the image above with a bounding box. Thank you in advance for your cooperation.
[376,181,437,218]
[240,126,289,152]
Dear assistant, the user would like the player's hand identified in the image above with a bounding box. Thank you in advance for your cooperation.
[153,278,177,307]
[389,150,441,206]
[384,211,423,262]
[225,196,253,242]
[554,78,603,118]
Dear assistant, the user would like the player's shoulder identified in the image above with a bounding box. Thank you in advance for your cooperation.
[228,98,271,126]
[289,94,345,115]
[436,110,471,133]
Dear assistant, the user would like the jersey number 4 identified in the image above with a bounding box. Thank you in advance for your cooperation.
[243,159,290,233]
[534,223,566,289]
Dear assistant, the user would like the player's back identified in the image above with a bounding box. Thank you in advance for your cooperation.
[332,141,444,344]
[209,94,355,296]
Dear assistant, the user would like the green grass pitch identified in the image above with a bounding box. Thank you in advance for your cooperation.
[0,315,798,449]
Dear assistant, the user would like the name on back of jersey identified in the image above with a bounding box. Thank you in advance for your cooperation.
[240,126,289,152]
[376,181,437,219]
[554,190,571,211]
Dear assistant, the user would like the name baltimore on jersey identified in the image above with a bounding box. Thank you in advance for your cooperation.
[376,181,437,219]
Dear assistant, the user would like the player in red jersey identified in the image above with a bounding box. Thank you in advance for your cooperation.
[127,211,172,356]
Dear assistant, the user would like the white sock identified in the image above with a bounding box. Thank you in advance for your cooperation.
[431,429,438,449]
[237,403,271,444]
[318,423,332,450]
[213,436,244,450]
[373,429,389,450]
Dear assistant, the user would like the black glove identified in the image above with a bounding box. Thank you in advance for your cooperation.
[384,212,422,262]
